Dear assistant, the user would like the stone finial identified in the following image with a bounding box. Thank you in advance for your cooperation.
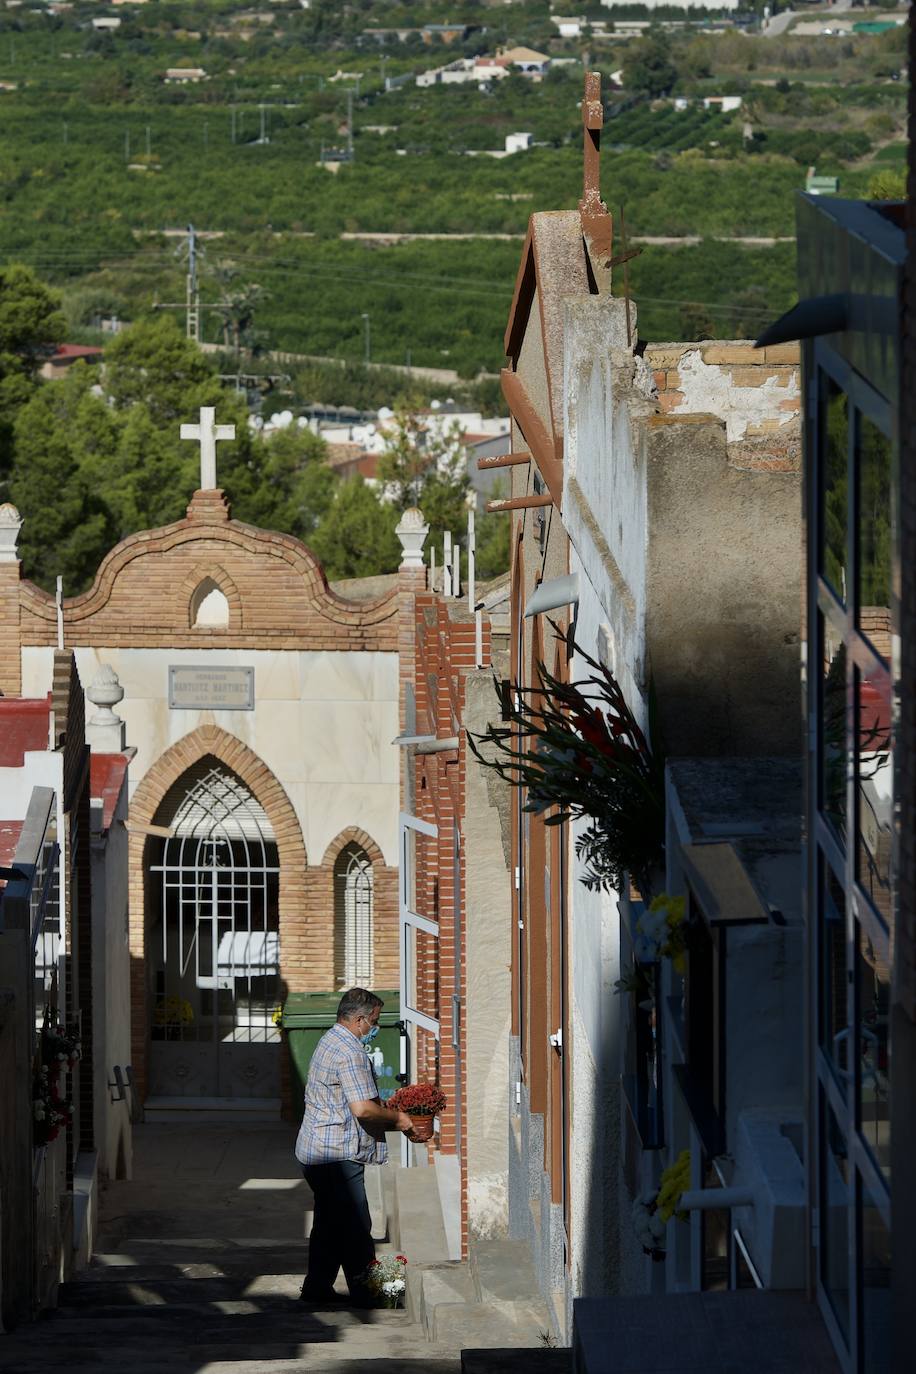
[395,507,429,569]
[86,663,126,753]
[0,503,23,564]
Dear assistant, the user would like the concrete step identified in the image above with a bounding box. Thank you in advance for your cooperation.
[431,1301,551,1350]
[143,1096,282,1123]
[392,1163,451,1267]
[462,1350,572,1374]
[2,1355,462,1374]
[469,1239,543,1312]
[407,1260,477,1332]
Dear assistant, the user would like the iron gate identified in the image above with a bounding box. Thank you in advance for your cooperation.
[148,762,281,1101]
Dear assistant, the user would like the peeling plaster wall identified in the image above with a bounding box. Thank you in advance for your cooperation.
[562,298,654,725]
[645,340,801,464]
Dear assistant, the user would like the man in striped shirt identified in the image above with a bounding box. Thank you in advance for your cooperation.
[295,988,413,1306]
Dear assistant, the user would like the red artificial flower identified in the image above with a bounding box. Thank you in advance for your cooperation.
[387,1082,447,1117]
[396,1255,408,1264]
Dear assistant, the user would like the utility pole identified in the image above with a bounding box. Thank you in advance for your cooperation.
[185,223,200,344]
[259,103,270,144]
[347,90,354,161]
[361,313,370,366]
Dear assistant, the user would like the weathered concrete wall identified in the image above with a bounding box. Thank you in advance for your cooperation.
[645,415,801,757]
[463,671,512,1240]
[91,777,133,1183]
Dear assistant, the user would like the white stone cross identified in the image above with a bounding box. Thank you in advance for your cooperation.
[180,406,236,490]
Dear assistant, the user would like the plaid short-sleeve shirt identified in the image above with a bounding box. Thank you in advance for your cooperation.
[295,1023,387,1166]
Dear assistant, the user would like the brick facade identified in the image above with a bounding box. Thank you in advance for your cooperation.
[14,488,398,653]
[399,574,494,1260]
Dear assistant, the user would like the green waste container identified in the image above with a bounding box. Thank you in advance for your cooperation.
[282,990,401,1111]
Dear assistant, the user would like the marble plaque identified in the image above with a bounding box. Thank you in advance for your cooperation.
[168,665,254,711]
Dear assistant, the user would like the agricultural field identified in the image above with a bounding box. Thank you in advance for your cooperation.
[0,0,907,370]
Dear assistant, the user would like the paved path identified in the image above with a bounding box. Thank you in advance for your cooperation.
[2,1122,461,1374]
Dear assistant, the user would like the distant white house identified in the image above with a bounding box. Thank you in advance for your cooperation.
[703,95,743,113]
[91,15,121,29]
[505,131,533,154]
[163,67,207,83]
[493,46,551,77]
[552,15,585,38]
[601,0,738,7]
[416,56,508,89]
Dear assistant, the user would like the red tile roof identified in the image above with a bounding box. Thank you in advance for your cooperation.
[0,697,51,766]
[90,754,130,832]
[53,344,104,361]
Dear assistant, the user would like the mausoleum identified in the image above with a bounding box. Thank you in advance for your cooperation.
[0,409,405,1117]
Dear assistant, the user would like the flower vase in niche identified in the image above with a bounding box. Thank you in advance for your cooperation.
[387,1082,447,1143]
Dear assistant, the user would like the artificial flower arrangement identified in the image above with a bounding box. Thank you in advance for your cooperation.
[33,1020,80,1148]
[387,1082,446,1117]
[616,892,690,1004]
[387,1082,446,1141]
[633,1150,691,1261]
[363,1253,408,1308]
[468,628,665,900]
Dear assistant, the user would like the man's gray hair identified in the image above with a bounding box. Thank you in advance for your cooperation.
[337,987,384,1022]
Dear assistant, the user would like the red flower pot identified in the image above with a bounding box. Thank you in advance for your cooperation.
[408,1114,435,1142]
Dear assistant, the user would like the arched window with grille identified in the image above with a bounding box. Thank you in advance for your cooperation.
[334,843,374,987]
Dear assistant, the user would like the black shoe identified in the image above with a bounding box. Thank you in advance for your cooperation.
[347,1290,380,1309]
[299,1286,343,1305]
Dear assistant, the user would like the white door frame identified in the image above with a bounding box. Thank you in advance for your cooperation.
[398,810,439,1165]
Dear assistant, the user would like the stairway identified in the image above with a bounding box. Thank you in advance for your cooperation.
[1,1122,463,1374]
[387,1155,571,1370]
[0,1238,464,1374]
[0,1123,569,1374]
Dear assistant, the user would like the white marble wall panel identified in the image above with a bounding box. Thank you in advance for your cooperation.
[21,647,400,864]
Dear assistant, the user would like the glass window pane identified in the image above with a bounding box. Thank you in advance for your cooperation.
[857,933,890,1182]
[859,1179,891,1374]
[856,413,892,659]
[821,1097,851,1345]
[856,666,892,923]
[821,378,848,602]
[819,857,848,1081]
[820,612,848,844]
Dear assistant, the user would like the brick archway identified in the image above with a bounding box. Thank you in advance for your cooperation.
[128,725,308,1103]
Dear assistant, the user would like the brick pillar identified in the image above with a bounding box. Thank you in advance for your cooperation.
[0,504,23,695]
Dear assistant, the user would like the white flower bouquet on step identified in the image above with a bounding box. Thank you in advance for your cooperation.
[363,1253,408,1308]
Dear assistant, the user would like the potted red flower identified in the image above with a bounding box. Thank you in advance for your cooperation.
[388,1082,446,1142]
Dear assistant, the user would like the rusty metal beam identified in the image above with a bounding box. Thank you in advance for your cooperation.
[485,493,553,514]
[500,368,564,511]
[477,451,531,471]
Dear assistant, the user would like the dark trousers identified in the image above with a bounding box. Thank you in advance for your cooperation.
[302,1161,375,1295]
